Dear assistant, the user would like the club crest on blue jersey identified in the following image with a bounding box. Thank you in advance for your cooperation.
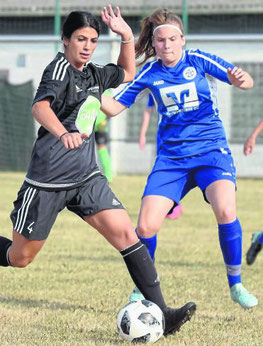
[183,67,197,80]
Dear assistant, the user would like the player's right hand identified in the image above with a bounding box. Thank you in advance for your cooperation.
[243,136,255,155]
[60,132,89,149]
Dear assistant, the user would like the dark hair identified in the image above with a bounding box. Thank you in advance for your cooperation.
[135,8,184,65]
[62,11,100,40]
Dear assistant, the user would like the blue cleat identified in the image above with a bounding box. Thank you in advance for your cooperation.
[230,283,258,309]
[129,287,145,302]
[246,231,263,265]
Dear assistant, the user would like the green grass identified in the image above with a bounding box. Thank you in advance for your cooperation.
[0,172,263,345]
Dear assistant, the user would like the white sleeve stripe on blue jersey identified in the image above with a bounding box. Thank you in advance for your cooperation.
[188,50,228,73]
[115,60,157,100]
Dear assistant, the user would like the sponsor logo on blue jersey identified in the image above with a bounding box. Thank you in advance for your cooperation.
[153,80,164,86]
[159,82,199,117]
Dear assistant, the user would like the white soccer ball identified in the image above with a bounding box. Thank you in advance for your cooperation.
[117,300,164,343]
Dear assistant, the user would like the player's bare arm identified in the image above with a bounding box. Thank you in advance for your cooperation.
[101,5,135,82]
[101,94,127,117]
[243,118,263,155]
[32,98,87,149]
[139,106,153,150]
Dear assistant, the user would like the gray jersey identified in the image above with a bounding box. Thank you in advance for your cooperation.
[26,52,124,190]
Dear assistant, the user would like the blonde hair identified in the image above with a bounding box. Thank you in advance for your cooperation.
[135,8,184,65]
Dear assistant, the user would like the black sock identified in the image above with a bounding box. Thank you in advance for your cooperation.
[120,241,166,310]
[0,236,12,267]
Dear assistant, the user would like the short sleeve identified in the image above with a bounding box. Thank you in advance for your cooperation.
[95,63,125,91]
[33,58,70,107]
[113,62,151,107]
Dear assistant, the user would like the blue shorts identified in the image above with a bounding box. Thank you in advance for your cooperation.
[143,149,236,204]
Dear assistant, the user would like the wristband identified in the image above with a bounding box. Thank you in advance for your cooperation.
[121,36,134,44]
[59,132,68,141]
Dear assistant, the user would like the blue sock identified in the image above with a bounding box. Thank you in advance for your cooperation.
[258,233,263,244]
[218,218,242,288]
[136,229,157,261]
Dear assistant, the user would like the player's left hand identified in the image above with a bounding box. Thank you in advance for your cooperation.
[101,5,133,40]
[227,67,253,89]
[227,67,246,87]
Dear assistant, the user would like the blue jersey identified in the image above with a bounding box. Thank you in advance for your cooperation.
[115,49,235,159]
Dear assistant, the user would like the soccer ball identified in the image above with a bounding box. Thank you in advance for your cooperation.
[117,300,164,343]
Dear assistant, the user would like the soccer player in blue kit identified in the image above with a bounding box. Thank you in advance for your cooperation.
[0,6,196,337]
[101,8,258,309]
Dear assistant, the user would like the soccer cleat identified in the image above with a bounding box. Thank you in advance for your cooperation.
[166,204,183,220]
[163,302,196,337]
[230,283,258,309]
[246,231,263,265]
[129,287,145,302]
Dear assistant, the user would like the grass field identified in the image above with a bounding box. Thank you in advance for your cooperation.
[0,172,262,345]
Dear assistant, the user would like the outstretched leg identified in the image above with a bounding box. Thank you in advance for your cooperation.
[0,231,45,268]
[129,195,174,301]
[85,208,196,336]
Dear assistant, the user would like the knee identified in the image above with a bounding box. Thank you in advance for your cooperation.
[114,220,138,248]
[137,222,159,238]
[216,205,236,224]
[9,251,35,268]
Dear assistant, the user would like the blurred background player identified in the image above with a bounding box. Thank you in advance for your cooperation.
[243,118,263,265]
[95,90,112,182]
[102,8,258,309]
[139,93,183,220]
[139,93,155,151]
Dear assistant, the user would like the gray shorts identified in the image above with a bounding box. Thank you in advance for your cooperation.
[10,174,124,241]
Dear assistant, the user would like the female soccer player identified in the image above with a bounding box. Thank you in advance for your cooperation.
[0,6,196,337]
[101,8,258,309]
[244,118,263,265]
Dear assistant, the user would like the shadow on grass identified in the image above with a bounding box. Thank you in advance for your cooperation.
[56,254,119,263]
[158,260,221,268]
[88,329,126,344]
[0,296,104,312]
